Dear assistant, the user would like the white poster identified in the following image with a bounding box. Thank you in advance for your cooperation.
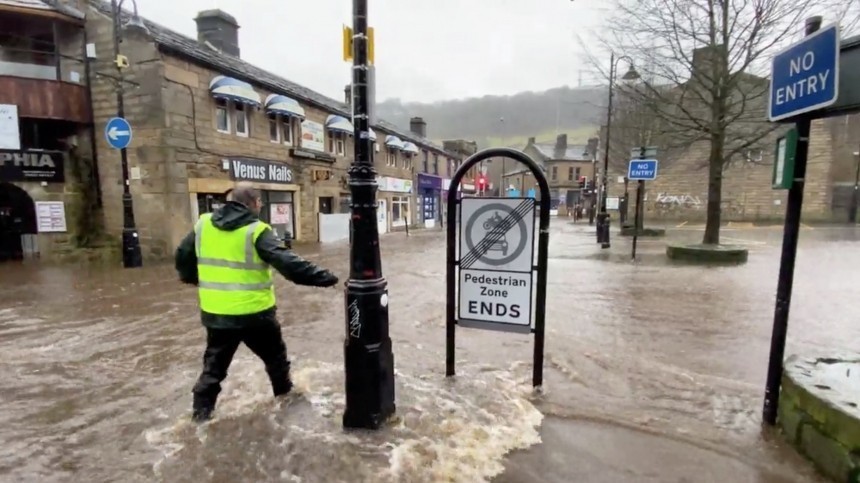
[36,201,67,233]
[0,104,20,150]
[300,119,325,152]
[270,203,292,225]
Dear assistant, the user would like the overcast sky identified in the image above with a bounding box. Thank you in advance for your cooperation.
[134,0,608,104]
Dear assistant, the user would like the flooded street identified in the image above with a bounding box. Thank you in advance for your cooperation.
[2,221,859,482]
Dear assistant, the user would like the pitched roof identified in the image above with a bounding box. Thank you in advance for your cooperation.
[88,0,458,158]
[2,0,85,19]
[531,143,593,161]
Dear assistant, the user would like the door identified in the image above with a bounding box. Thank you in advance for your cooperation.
[377,199,388,234]
[0,183,37,262]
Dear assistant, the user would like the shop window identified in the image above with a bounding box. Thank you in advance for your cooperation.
[197,193,228,216]
[387,149,397,167]
[234,103,249,137]
[268,113,280,142]
[283,118,294,145]
[551,166,558,180]
[391,196,410,227]
[329,131,345,155]
[215,99,230,133]
[260,191,295,240]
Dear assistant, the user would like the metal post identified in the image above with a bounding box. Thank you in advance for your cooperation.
[343,0,396,430]
[112,0,142,268]
[632,180,643,259]
[596,52,616,248]
[850,148,860,223]
[762,16,821,427]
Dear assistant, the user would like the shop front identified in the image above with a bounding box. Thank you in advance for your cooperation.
[187,157,302,242]
[377,176,413,232]
[417,173,442,228]
[0,149,67,261]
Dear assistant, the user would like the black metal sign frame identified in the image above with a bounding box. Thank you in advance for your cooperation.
[445,148,551,388]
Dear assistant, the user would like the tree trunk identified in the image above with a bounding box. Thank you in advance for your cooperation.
[702,135,725,245]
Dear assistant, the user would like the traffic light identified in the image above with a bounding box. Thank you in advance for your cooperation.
[579,176,586,189]
[477,174,487,193]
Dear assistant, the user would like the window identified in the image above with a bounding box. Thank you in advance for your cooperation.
[575,167,581,179]
[422,151,429,172]
[433,154,439,174]
[328,131,345,155]
[215,99,230,133]
[746,149,763,162]
[282,117,294,145]
[448,159,455,177]
[234,103,248,137]
[551,166,558,180]
[268,114,280,142]
[391,196,410,227]
[402,154,412,170]
[387,149,397,166]
[319,197,334,214]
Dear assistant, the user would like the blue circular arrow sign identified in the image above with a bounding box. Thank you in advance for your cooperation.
[105,117,133,150]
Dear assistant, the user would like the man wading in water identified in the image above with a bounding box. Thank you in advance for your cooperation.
[175,182,339,422]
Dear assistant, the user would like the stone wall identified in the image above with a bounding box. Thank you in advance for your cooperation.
[779,354,860,482]
[605,118,837,223]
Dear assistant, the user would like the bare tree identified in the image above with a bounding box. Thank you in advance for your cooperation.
[585,0,857,245]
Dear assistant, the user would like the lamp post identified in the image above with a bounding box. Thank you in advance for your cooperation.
[110,0,147,268]
[343,0,396,430]
[596,52,639,248]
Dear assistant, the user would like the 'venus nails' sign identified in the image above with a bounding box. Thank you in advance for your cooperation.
[228,158,293,184]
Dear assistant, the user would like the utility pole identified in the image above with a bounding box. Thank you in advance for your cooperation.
[342,0,396,430]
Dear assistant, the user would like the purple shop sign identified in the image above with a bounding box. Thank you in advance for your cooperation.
[417,173,442,190]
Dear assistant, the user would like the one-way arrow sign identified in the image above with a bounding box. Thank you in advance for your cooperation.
[105,117,133,149]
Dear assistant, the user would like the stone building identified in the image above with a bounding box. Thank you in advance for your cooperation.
[0,0,108,262]
[599,45,846,224]
[80,1,466,260]
[501,134,598,214]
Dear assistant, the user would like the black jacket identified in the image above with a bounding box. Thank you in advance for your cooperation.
[175,201,338,329]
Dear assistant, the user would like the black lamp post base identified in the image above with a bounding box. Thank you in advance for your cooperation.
[342,284,396,430]
[596,212,611,247]
[122,227,142,268]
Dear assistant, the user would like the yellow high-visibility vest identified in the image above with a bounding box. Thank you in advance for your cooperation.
[194,213,275,315]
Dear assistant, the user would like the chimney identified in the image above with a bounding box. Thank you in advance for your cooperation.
[195,10,240,57]
[409,117,427,138]
[554,133,568,159]
[586,137,599,160]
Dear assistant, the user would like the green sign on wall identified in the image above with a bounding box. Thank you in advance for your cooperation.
[772,128,798,190]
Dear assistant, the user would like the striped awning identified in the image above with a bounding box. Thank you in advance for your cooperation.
[264,94,305,119]
[325,115,354,134]
[208,75,261,106]
[401,141,419,154]
[385,135,405,150]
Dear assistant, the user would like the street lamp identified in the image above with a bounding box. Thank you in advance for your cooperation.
[110,0,148,268]
[597,52,639,249]
[343,0,396,430]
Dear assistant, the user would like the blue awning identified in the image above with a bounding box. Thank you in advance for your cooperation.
[325,115,354,134]
[208,75,261,106]
[265,94,305,119]
[385,135,405,150]
[401,141,419,154]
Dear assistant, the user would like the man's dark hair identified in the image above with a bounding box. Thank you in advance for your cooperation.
[231,182,260,207]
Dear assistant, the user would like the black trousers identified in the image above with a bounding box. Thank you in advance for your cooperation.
[192,316,291,413]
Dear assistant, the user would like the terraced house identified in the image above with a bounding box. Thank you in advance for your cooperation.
[77,1,467,260]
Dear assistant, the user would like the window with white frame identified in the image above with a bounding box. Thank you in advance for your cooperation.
[329,131,346,155]
[215,99,230,133]
[268,113,279,142]
[234,103,249,137]
[391,196,410,227]
[282,117,294,145]
[402,153,412,170]
[387,149,397,166]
